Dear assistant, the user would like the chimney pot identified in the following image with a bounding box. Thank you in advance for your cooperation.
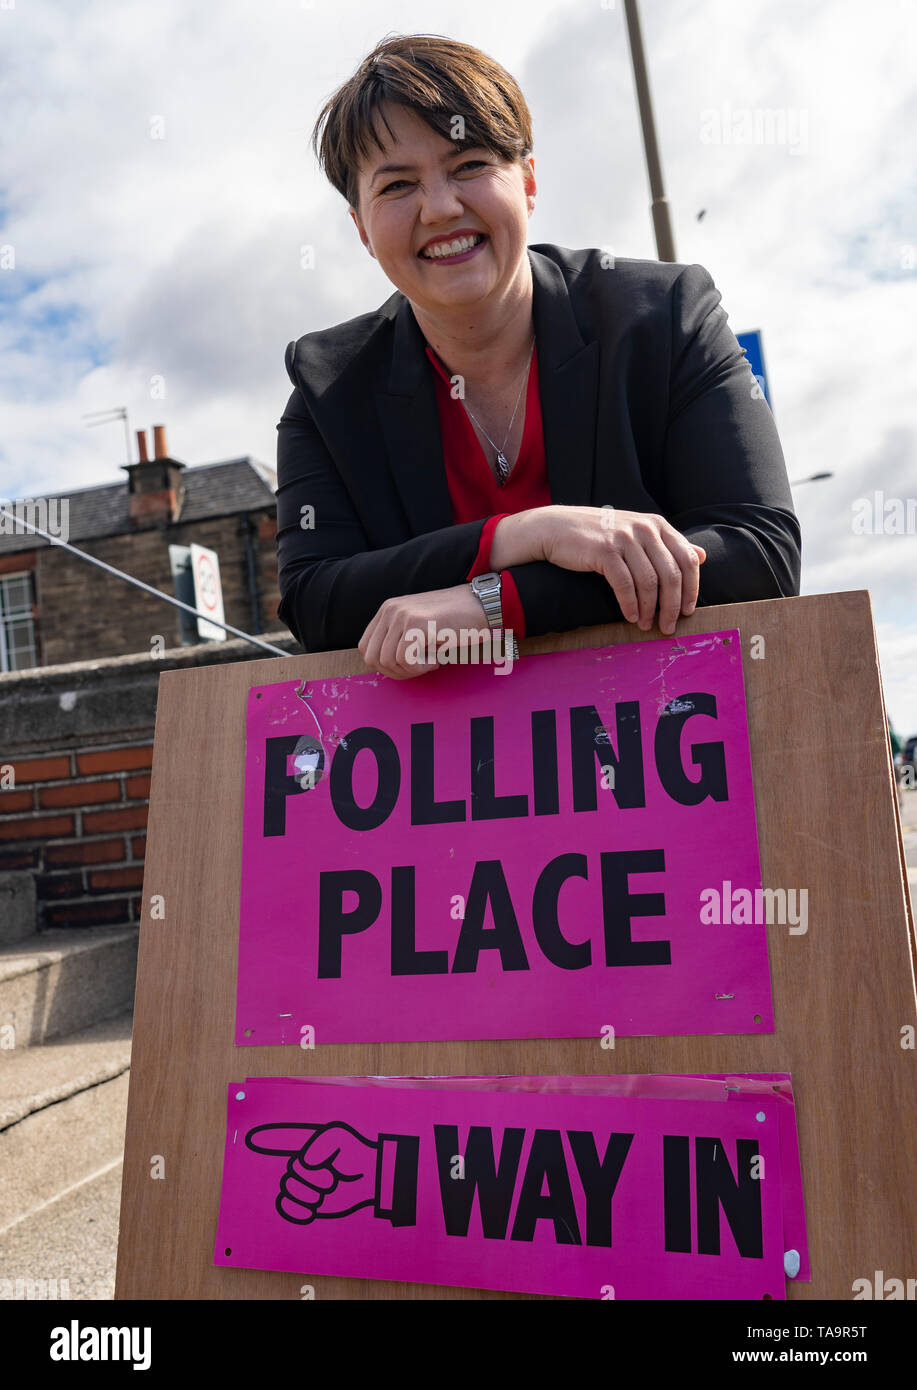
[153,424,168,459]
[136,428,150,463]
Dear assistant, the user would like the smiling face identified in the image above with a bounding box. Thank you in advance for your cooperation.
[348,102,536,318]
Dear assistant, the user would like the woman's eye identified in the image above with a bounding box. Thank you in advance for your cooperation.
[379,161,487,194]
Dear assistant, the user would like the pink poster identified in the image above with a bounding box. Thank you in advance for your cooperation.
[214,1073,808,1299]
[237,633,772,1044]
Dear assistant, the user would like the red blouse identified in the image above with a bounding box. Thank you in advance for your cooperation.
[424,341,553,640]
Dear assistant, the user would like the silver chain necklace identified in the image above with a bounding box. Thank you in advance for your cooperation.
[461,337,535,487]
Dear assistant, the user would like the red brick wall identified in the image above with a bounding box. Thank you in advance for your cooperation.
[0,744,152,927]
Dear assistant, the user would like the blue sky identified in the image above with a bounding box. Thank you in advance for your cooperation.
[1,0,915,731]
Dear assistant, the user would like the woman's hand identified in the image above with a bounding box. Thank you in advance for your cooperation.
[535,505,707,636]
[358,583,496,680]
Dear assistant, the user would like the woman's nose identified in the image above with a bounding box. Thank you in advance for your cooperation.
[417,179,466,224]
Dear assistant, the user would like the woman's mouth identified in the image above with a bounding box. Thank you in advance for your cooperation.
[418,232,488,264]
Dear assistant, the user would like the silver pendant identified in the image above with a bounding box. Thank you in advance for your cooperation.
[495,451,510,486]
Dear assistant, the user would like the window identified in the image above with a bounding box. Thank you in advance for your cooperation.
[0,572,38,671]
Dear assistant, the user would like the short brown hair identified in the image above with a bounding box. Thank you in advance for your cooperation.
[311,33,534,211]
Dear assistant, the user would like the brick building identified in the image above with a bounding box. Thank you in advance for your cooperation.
[0,425,298,934]
[0,425,288,669]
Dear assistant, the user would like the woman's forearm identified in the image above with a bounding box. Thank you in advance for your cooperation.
[488,508,550,569]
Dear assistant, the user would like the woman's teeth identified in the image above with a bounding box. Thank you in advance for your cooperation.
[420,233,484,259]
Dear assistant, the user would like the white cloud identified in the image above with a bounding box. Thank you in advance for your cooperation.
[0,0,914,728]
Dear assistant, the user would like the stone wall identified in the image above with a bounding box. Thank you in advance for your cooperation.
[30,510,279,667]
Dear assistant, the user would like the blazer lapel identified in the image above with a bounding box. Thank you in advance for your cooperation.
[374,246,600,534]
[374,296,455,535]
[529,248,600,506]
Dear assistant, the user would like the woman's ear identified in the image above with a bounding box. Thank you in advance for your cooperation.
[522,156,536,214]
[348,206,375,260]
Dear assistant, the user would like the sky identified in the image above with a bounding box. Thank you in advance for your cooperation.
[1,0,915,731]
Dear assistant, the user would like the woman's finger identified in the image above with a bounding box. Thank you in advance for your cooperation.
[656,526,705,614]
[620,537,660,630]
[358,610,383,665]
[378,616,409,676]
[597,550,640,624]
[673,543,702,615]
[362,609,393,672]
[641,533,686,634]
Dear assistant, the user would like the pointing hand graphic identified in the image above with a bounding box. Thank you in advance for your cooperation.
[246,1121,419,1227]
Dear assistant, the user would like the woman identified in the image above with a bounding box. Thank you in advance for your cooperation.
[275,34,800,678]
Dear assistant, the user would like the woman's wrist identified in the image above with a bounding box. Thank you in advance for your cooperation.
[488,508,551,569]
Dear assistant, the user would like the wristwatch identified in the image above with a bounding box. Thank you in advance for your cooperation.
[469,571,520,660]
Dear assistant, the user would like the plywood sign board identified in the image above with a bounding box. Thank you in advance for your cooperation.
[115,591,917,1300]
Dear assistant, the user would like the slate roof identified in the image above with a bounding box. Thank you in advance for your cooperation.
[0,458,277,554]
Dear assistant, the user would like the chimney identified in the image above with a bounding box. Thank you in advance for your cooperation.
[121,423,186,526]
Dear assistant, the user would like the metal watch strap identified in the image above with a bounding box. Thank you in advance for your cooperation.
[470,571,519,661]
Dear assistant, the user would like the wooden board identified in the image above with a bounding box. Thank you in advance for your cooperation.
[114,590,917,1300]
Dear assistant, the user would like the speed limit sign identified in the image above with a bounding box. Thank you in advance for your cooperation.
[190,543,226,641]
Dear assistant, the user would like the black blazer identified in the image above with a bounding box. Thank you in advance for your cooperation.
[275,243,801,652]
